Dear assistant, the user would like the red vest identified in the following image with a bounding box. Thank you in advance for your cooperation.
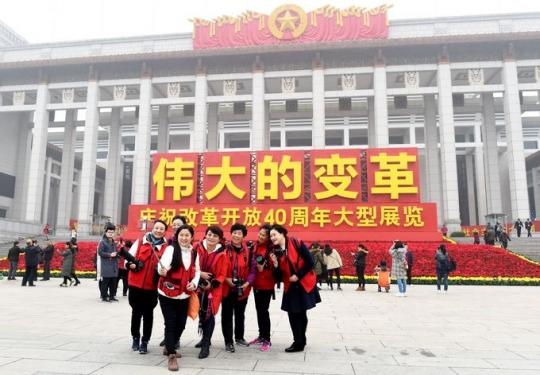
[195,241,227,316]
[128,239,166,291]
[222,242,252,300]
[253,243,275,291]
[158,249,196,298]
[279,237,317,294]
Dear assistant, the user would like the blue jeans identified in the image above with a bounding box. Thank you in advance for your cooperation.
[436,271,448,291]
[8,261,18,279]
[396,278,406,293]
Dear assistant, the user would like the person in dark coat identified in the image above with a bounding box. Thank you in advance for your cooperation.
[59,242,74,286]
[514,219,523,238]
[499,230,511,249]
[435,244,450,293]
[7,241,24,280]
[117,239,131,297]
[21,239,41,286]
[97,223,120,302]
[70,239,81,286]
[41,240,55,281]
[269,224,321,353]
[353,244,368,291]
[405,246,414,286]
[32,239,42,282]
[525,219,533,237]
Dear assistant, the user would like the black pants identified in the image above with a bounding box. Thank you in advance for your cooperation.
[517,228,521,237]
[100,277,117,299]
[117,269,129,295]
[71,271,80,284]
[527,229,532,237]
[63,276,72,284]
[199,292,216,345]
[221,293,248,344]
[327,268,341,288]
[22,266,37,286]
[128,287,158,342]
[356,264,366,287]
[287,311,308,348]
[254,289,273,341]
[159,295,189,355]
[8,261,18,279]
[406,267,413,285]
[42,260,51,280]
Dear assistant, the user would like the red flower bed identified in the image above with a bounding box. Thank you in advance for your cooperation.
[2,241,539,279]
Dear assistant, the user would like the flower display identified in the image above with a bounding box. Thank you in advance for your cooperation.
[2,241,540,284]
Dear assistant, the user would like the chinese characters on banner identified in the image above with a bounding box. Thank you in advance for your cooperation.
[129,148,438,240]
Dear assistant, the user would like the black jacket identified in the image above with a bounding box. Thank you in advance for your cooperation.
[7,246,24,262]
[42,245,55,261]
[24,246,41,267]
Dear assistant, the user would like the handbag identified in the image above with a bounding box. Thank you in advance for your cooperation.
[188,292,200,320]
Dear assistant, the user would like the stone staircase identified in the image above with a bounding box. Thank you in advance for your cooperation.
[452,235,540,262]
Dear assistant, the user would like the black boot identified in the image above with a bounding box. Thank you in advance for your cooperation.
[132,337,140,351]
[139,340,148,354]
[198,339,210,359]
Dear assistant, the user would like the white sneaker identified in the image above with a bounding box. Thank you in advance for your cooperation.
[402,293,407,297]
[395,292,402,297]
[437,290,442,294]
[444,290,448,294]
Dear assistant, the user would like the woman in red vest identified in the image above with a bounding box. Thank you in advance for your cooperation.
[127,219,168,354]
[248,224,275,351]
[221,223,255,353]
[269,224,321,353]
[157,224,200,371]
[194,225,228,359]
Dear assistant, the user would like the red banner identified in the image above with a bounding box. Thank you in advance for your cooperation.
[192,4,390,49]
[203,152,251,204]
[367,148,420,203]
[127,203,438,241]
[310,149,361,203]
[254,151,305,204]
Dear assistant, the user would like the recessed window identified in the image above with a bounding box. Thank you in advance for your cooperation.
[285,131,312,147]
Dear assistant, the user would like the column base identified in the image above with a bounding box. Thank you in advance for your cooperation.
[444,220,462,234]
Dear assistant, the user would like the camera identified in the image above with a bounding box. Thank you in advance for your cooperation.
[232,277,244,297]
[246,240,254,252]
[198,274,214,289]
[273,248,285,258]
[256,255,266,265]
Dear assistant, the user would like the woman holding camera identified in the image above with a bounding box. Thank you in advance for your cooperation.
[194,225,228,359]
[248,224,275,351]
[157,224,200,371]
[221,223,255,353]
[127,219,169,354]
[269,224,321,353]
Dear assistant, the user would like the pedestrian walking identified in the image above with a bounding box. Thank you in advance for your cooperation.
[435,244,450,293]
[353,244,368,291]
[514,219,523,238]
[7,241,23,280]
[21,239,40,287]
[59,242,74,287]
[41,240,55,281]
[98,223,119,302]
[323,245,343,290]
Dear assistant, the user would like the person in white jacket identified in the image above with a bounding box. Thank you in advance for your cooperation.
[323,245,343,290]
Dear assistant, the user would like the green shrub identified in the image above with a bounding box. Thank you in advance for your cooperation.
[450,231,466,237]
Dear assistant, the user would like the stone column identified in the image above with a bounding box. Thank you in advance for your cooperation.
[532,167,540,219]
[423,94,443,223]
[77,69,100,236]
[252,65,266,150]
[502,49,530,220]
[157,105,169,153]
[312,59,325,148]
[25,78,50,222]
[12,115,32,221]
[465,153,477,225]
[41,157,53,224]
[481,93,503,215]
[131,66,153,204]
[193,66,208,151]
[367,97,375,147]
[207,103,219,151]
[474,122,487,224]
[56,110,77,234]
[371,53,388,147]
[437,57,461,230]
[103,107,122,222]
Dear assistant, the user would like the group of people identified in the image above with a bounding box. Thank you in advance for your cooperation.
[96,217,321,371]
[309,243,344,290]
[513,218,533,238]
[6,239,66,285]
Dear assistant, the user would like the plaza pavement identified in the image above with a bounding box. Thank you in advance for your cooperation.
[0,279,539,375]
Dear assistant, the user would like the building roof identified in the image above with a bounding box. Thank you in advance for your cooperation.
[0,12,539,69]
[0,20,27,47]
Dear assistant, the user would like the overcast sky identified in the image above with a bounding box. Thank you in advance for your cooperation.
[3,0,540,44]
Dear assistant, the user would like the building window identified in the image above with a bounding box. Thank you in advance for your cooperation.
[349,128,367,146]
[270,131,281,148]
[524,140,538,150]
[389,135,404,145]
[223,132,250,149]
[0,208,6,218]
[169,134,190,150]
[285,130,312,147]
[325,129,344,146]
